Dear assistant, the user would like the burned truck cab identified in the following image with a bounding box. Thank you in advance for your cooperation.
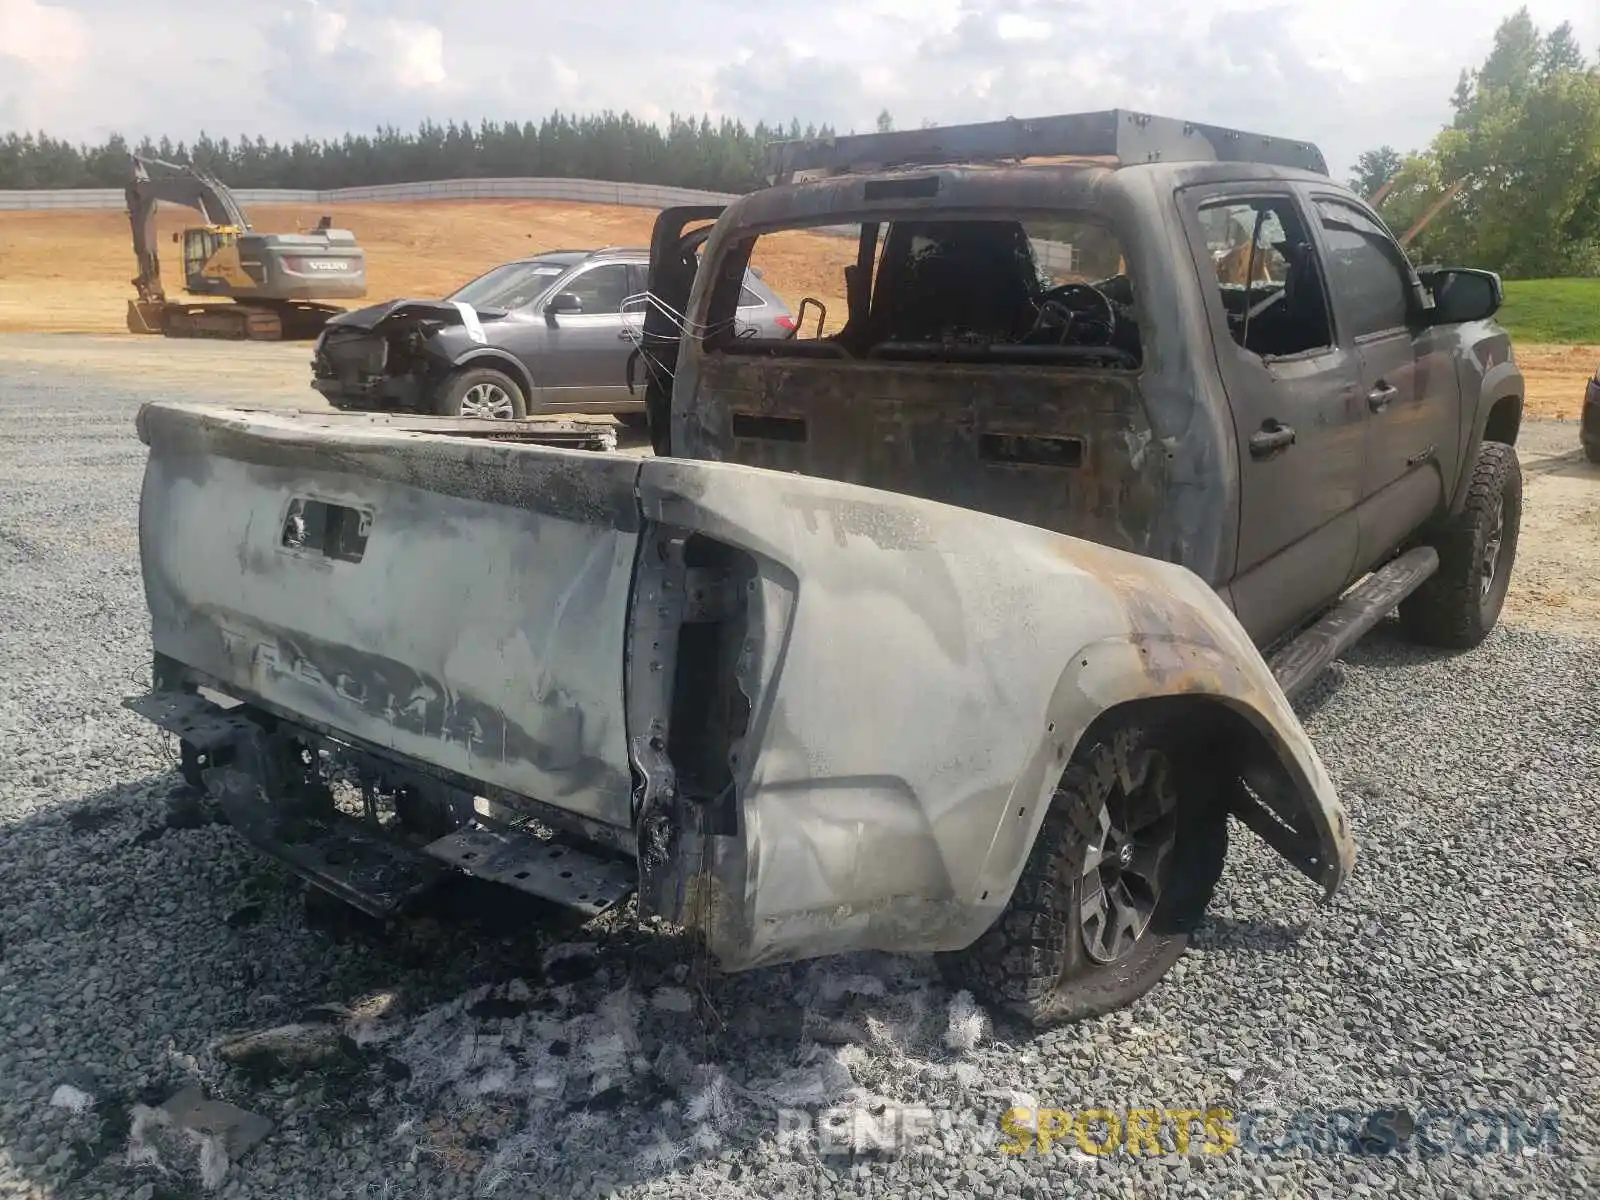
[644,113,1333,613]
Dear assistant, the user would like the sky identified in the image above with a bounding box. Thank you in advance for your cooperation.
[1,0,1596,179]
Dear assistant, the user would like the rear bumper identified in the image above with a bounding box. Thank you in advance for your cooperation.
[123,678,639,919]
[124,665,994,969]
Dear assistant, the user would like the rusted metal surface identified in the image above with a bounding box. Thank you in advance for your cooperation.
[683,355,1171,557]
[763,110,1329,182]
[669,158,1523,654]
[630,453,1354,969]
[671,162,1257,590]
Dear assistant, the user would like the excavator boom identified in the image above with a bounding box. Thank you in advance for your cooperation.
[130,154,252,229]
[126,155,253,308]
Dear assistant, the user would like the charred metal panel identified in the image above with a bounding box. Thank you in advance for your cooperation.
[640,206,726,456]
[136,403,638,529]
[673,164,1242,584]
[632,456,1353,970]
[136,402,645,829]
[687,356,1171,558]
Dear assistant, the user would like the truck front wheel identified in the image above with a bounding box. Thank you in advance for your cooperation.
[1398,440,1522,649]
[938,723,1228,1028]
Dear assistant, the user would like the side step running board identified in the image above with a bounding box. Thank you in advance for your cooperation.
[1269,545,1439,701]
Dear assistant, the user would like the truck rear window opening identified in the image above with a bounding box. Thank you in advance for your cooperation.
[702,216,1142,369]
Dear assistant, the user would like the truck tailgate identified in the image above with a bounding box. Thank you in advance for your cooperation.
[134,403,644,829]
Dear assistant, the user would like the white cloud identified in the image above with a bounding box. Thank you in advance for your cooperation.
[387,20,445,89]
[0,0,89,65]
[996,13,1051,40]
[1,0,1596,177]
[550,56,580,92]
[302,2,347,55]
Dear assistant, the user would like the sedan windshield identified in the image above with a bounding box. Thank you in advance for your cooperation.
[446,260,570,310]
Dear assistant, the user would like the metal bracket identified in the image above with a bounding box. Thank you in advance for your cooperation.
[424,825,636,916]
[122,689,259,752]
[210,765,446,918]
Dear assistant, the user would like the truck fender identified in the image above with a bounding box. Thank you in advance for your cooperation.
[971,632,1356,924]
[1451,358,1524,516]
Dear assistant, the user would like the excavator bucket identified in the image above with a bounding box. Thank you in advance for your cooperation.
[127,299,165,335]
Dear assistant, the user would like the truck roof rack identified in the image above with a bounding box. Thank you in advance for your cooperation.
[763,109,1328,184]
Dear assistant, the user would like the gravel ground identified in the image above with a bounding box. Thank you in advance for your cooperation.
[1,354,1597,1200]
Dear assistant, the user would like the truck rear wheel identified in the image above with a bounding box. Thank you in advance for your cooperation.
[1398,440,1521,649]
[938,722,1227,1028]
[439,367,526,420]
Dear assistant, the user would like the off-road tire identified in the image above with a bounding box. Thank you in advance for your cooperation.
[937,723,1228,1028]
[437,367,527,420]
[1584,439,1600,466]
[1397,440,1521,649]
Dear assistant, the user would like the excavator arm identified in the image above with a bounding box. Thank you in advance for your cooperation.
[125,155,253,306]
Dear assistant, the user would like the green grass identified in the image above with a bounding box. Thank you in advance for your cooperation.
[1497,277,1600,344]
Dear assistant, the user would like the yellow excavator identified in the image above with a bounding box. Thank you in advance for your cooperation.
[125,154,368,340]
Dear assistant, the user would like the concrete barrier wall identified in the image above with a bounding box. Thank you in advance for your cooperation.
[0,177,741,211]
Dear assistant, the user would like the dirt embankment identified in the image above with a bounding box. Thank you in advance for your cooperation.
[0,201,856,337]
[1516,342,1597,422]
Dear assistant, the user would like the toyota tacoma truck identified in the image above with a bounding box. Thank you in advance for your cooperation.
[124,111,1524,1028]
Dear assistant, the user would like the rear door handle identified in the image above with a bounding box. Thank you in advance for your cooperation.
[1368,382,1398,411]
[1249,421,1296,458]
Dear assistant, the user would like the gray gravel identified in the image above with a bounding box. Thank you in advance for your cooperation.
[1,351,1597,1200]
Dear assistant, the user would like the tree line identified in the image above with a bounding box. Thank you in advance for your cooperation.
[1349,9,1600,278]
[0,112,837,195]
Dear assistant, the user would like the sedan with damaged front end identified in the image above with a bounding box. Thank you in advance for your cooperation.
[310,246,793,420]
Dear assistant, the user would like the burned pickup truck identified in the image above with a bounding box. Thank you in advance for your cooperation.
[125,111,1524,1028]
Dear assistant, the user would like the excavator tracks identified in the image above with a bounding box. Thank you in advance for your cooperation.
[160,304,284,341]
[127,300,343,342]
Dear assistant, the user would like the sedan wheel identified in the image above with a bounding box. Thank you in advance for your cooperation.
[459,381,515,420]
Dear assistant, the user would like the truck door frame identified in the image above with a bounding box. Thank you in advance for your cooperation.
[1176,181,1368,646]
[1302,192,1462,572]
